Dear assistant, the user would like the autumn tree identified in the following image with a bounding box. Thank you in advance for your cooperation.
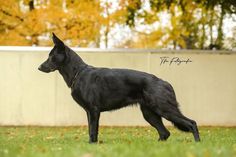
[0,0,102,47]
[120,0,236,49]
[0,0,235,49]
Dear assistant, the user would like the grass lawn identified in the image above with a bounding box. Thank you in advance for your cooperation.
[0,126,236,157]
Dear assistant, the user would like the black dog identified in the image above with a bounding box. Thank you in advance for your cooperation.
[38,33,200,143]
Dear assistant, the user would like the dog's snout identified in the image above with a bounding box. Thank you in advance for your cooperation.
[38,64,49,73]
[38,64,46,72]
[38,65,42,71]
[38,62,55,73]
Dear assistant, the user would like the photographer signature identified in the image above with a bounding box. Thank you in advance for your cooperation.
[160,56,192,66]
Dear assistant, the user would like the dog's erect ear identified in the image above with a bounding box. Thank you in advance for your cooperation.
[52,33,64,48]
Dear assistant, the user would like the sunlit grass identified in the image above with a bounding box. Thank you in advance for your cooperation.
[0,126,236,157]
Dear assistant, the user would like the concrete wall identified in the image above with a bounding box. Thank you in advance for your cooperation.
[0,46,236,126]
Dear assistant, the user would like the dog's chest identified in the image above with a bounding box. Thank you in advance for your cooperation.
[71,90,89,110]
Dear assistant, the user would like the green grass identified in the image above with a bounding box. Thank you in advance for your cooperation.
[0,126,236,157]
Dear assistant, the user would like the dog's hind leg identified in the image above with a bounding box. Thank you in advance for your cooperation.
[140,105,170,141]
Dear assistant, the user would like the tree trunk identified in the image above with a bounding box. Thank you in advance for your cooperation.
[200,9,206,49]
[104,2,110,48]
[209,9,214,44]
[29,0,34,11]
[173,40,176,49]
[28,0,38,45]
[105,24,109,48]
[216,4,225,49]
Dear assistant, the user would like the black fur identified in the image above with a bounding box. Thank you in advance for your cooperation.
[38,33,200,143]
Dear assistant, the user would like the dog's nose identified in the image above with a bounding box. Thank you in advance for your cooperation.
[38,65,43,71]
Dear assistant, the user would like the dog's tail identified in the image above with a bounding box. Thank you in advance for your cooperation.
[165,84,191,132]
[169,101,190,132]
[172,121,189,132]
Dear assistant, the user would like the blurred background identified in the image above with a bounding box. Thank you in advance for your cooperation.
[0,0,236,126]
[0,0,235,49]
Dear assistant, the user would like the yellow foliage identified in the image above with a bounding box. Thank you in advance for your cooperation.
[0,0,229,49]
[0,0,103,47]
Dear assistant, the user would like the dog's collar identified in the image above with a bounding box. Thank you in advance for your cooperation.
[70,66,88,88]
[70,71,80,88]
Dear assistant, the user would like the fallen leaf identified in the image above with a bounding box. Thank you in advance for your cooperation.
[82,153,93,157]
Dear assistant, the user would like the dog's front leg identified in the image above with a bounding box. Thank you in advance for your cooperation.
[86,110,100,143]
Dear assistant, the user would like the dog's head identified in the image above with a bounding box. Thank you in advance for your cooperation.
[38,33,67,73]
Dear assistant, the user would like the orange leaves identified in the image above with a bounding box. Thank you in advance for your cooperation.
[0,0,103,47]
[0,1,231,48]
[22,9,48,34]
